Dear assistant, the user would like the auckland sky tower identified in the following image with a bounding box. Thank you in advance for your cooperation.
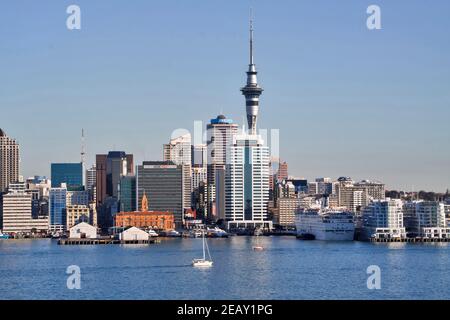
[241,19,263,135]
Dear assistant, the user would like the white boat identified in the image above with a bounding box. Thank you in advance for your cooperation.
[206,227,228,238]
[0,231,10,240]
[192,231,213,268]
[148,229,159,237]
[295,209,355,241]
[166,230,181,237]
[253,229,264,250]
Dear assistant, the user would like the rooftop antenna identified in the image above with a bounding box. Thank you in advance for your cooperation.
[250,7,254,65]
[81,128,86,164]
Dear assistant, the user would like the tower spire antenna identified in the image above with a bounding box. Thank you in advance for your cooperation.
[81,128,86,164]
[250,8,254,65]
[241,8,263,135]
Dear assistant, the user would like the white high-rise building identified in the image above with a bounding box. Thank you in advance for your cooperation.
[1,182,48,234]
[0,129,19,193]
[363,199,406,240]
[404,201,449,239]
[163,133,192,166]
[225,133,271,230]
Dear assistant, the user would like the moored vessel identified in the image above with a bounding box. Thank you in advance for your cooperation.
[295,208,355,241]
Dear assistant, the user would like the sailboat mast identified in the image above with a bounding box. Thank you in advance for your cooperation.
[203,230,206,260]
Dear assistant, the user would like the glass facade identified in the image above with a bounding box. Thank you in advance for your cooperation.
[49,187,67,229]
[51,163,83,191]
[119,175,136,212]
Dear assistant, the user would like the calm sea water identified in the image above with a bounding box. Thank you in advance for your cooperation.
[0,236,449,300]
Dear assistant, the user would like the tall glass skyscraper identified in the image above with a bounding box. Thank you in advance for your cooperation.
[49,185,67,232]
[119,175,136,212]
[51,163,83,191]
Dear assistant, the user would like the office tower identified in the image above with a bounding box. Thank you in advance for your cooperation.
[316,177,334,195]
[241,19,263,134]
[66,205,90,229]
[136,161,190,228]
[335,177,370,213]
[86,165,96,203]
[404,201,449,239]
[277,198,298,227]
[67,190,89,206]
[277,161,288,182]
[1,181,49,234]
[0,129,19,193]
[51,163,83,191]
[206,115,239,220]
[49,184,68,232]
[354,180,386,200]
[191,167,207,193]
[225,133,271,230]
[285,178,308,194]
[96,152,134,207]
[163,134,192,166]
[163,136,192,212]
[191,144,207,167]
[191,144,207,216]
[119,175,136,212]
[273,181,298,227]
[363,199,406,240]
[308,182,319,195]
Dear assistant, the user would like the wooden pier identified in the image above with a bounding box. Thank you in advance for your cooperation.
[58,238,159,245]
[370,237,450,243]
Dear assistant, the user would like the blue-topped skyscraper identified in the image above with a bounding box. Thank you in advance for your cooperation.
[241,19,263,135]
[206,115,238,221]
[51,163,83,191]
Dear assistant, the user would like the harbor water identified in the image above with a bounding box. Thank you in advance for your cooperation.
[1,236,449,300]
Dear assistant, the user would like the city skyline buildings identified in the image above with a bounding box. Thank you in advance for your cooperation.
[1,1,450,192]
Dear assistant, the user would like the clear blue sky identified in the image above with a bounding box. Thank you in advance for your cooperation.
[1,0,449,191]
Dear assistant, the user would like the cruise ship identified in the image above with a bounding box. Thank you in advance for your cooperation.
[295,209,355,241]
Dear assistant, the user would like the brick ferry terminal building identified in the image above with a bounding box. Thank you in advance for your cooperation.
[114,193,175,230]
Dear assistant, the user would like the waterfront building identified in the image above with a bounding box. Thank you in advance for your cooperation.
[276,197,298,227]
[404,201,449,239]
[225,133,271,230]
[66,205,90,229]
[51,163,83,191]
[206,115,239,221]
[0,129,19,193]
[49,184,68,232]
[69,222,98,239]
[136,161,189,228]
[1,181,49,234]
[362,199,406,240]
[119,175,136,212]
[119,226,149,241]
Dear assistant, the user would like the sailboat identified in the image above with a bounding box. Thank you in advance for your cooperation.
[192,230,213,268]
[253,228,264,251]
